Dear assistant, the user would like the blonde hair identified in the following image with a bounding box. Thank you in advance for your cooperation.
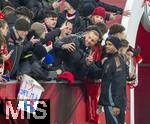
[31,22,45,37]
[0,19,7,46]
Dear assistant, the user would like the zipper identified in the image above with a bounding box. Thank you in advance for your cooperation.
[10,46,18,74]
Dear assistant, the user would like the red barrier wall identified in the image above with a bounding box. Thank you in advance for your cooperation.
[0,82,131,124]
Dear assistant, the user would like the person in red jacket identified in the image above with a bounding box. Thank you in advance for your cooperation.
[83,25,107,124]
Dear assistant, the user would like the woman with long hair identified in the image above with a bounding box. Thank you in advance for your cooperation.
[0,19,13,83]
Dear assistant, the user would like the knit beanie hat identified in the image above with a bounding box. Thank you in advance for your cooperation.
[31,22,45,37]
[33,44,47,60]
[106,36,121,50]
[15,18,30,31]
[92,7,106,19]
[66,0,79,10]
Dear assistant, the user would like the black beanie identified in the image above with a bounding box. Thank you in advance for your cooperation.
[106,36,121,50]
[33,44,47,60]
[66,0,79,10]
[15,19,30,31]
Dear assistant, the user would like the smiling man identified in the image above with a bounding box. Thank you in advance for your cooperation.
[53,26,101,79]
[98,36,127,124]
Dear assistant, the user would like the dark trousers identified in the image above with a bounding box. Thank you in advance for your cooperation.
[104,106,125,124]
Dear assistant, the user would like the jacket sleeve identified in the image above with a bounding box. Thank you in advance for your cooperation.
[56,12,66,28]
[96,1,123,14]
[31,61,57,80]
[86,63,103,80]
[8,45,23,78]
[22,41,33,54]
[53,35,78,49]
[45,28,61,43]
[73,16,86,33]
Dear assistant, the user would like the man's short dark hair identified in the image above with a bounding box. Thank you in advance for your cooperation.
[15,6,34,20]
[43,9,58,18]
[96,22,108,35]
[62,20,73,26]
[109,23,125,35]
[121,39,129,47]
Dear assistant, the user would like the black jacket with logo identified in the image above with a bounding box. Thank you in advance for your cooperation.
[99,53,127,108]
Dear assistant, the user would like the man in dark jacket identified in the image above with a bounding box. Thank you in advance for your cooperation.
[7,19,38,78]
[98,36,127,124]
[56,0,85,33]
[53,26,102,80]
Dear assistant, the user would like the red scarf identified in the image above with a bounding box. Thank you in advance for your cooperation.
[1,44,12,71]
[92,44,103,62]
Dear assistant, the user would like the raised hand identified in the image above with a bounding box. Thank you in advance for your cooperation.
[86,51,95,65]
[52,0,61,9]
[62,42,76,52]
[30,36,40,44]
[2,50,14,61]
[122,10,131,17]
[112,107,120,116]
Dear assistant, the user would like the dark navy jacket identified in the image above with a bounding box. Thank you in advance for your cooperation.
[99,53,127,108]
